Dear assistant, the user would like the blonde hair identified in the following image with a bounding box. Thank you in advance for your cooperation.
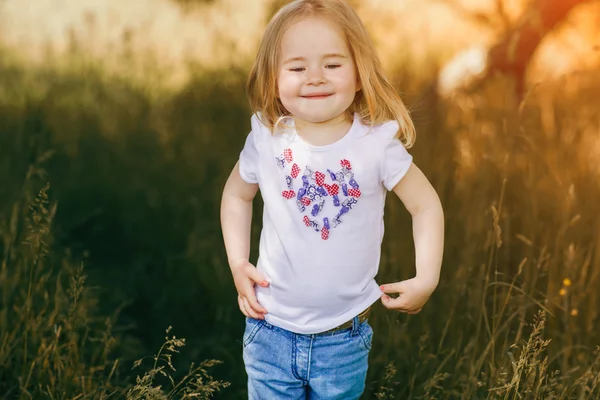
[247,0,415,147]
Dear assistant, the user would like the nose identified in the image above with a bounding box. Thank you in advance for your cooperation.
[306,66,326,85]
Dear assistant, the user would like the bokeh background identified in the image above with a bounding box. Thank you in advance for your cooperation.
[1,0,600,398]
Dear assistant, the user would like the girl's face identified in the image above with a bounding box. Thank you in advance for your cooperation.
[277,17,360,125]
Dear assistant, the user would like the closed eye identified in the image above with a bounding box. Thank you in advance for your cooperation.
[325,64,341,69]
[289,67,305,72]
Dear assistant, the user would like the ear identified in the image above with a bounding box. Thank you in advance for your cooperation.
[355,78,362,92]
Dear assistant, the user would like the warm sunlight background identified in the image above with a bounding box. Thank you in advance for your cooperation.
[2,0,598,88]
[2,1,600,398]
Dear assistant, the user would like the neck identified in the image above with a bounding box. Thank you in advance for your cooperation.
[293,113,353,146]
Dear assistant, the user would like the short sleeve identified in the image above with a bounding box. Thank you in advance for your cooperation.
[238,130,259,184]
[381,137,413,191]
[239,114,268,184]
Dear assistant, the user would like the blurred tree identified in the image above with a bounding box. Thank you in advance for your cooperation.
[487,0,595,92]
[437,0,596,97]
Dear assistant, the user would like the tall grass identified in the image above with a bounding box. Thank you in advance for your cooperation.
[370,73,600,399]
[1,40,600,398]
[0,141,230,397]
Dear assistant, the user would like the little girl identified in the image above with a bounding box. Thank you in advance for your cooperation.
[220,0,444,398]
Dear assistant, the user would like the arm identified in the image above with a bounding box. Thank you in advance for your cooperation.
[380,163,445,314]
[393,163,444,287]
[220,161,269,319]
[221,161,259,267]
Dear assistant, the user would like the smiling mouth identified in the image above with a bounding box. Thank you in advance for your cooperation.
[301,93,333,99]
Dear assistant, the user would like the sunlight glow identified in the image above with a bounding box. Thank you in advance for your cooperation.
[0,0,598,90]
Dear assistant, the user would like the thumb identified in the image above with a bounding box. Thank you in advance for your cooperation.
[380,281,407,294]
[248,267,270,287]
[380,292,393,307]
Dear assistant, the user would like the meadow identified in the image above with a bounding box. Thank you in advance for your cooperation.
[1,2,600,398]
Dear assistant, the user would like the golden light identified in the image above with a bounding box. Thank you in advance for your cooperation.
[0,0,598,91]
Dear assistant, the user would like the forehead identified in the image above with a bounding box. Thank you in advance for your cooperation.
[280,17,350,58]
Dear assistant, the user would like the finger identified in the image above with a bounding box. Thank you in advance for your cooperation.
[242,300,256,319]
[381,293,410,312]
[243,296,264,320]
[380,282,406,294]
[238,295,249,317]
[241,287,267,314]
[244,290,268,314]
[241,297,258,319]
[247,267,270,287]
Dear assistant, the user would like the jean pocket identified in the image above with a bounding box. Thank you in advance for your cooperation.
[243,317,265,348]
[357,320,373,351]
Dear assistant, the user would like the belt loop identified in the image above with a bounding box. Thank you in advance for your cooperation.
[351,316,360,336]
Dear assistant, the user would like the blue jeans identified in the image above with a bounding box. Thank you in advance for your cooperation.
[242,316,373,399]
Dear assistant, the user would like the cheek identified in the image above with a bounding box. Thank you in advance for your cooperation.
[277,75,299,98]
[331,70,358,91]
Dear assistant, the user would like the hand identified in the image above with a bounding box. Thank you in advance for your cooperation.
[231,260,269,320]
[380,277,437,314]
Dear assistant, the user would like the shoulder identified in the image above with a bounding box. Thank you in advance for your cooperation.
[369,120,400,141]
[355,118,401,146]
[246,113,272,151]
[250,112,272,137]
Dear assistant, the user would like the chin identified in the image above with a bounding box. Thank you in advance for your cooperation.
[295,110,343,123]
[304,115,334,123]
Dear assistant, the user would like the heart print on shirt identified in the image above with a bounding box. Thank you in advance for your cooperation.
[276,148,361,240]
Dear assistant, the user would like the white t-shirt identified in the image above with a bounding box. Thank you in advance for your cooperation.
[238,112,413,334]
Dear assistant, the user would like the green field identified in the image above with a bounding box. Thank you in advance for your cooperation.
[1,30,599,398]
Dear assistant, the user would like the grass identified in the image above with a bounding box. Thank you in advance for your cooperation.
[368,72,600,399]
[0,171,229,398]
[1,39,599,398]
